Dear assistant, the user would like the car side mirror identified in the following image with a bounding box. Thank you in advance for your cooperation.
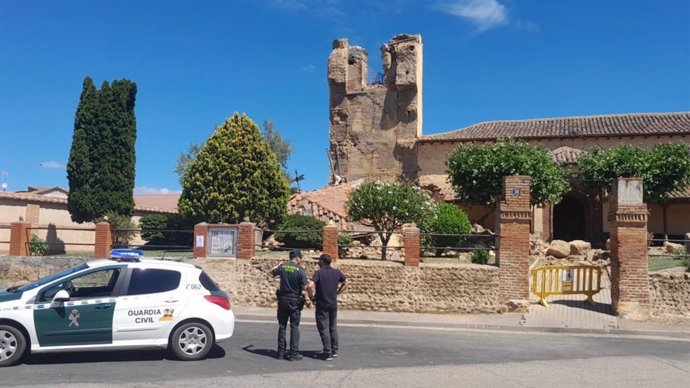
[52,290,70,303]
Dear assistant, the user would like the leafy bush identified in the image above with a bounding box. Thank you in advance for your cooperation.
[29,234,49,256]
[139,214,196,248]
[274,214,325,249]
[338,234,353,258]
[96,211,137,246]
[471,247,490,265]
[424,203,472,256]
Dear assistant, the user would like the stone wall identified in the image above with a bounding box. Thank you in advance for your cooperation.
[201,258,503,314]
[649,272,690,317]
[0,257,501,314]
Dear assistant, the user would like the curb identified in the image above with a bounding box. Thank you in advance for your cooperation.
[234,313,690,340]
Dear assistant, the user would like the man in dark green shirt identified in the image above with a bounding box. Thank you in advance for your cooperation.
[271,249,311,361]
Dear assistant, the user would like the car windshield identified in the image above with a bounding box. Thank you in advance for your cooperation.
[11,263,89,293]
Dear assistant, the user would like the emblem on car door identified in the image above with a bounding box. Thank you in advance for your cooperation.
[68,309,80,327]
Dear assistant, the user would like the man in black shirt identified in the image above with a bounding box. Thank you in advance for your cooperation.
[271,249,311,361]
[308,254,348,361]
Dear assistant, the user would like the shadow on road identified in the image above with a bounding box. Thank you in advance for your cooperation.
[242,344,324,360]
[548,299,613,314]
[24,344,226,365]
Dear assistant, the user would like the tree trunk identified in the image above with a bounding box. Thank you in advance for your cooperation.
[662,200,669,243]
[380,232,392,260]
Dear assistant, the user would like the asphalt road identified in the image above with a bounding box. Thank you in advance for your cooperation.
[4,320,690,387]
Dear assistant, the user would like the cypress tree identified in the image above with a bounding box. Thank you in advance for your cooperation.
[67,77,137,223]
[178,113,290,227]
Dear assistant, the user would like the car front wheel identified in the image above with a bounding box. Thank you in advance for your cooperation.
[170,322,214,361]
[0,325,26,367]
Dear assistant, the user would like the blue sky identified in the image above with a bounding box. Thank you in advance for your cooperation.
[1,0,688,193]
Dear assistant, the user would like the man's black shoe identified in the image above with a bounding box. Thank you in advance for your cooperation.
[277,351,285,360]
[332,351,338,358]
[322,352,334,361]
[286,352,303,361]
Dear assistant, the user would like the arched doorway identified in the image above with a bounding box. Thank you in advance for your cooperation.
[553,195,587,241]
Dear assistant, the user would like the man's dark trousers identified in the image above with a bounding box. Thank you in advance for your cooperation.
[315,306,338,355]
[277,295,302,354]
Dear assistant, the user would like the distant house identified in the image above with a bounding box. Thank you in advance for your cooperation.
[0,186,179,253]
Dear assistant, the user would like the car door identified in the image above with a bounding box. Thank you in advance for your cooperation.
[33,266,125,347]
[112,267,187,344]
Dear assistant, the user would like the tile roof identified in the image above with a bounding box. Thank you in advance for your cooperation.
[551,146,584,165]
[420,112,690,142]
[287,180,367,229]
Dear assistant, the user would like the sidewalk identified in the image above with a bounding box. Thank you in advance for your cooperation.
[233,294,690,341]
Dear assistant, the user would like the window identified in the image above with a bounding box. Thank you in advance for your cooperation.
[126,269,181,295]
[40,268,121,302]
[199,271,220,292]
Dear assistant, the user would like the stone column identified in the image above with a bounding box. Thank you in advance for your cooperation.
[403,225,421,267]
[9,221,31,256]
[497,176,531,309]
[608,178,651,318]
[94,222,112,259]
[322,223,339,262]
[193,223,209,258]
[237,222,256,260]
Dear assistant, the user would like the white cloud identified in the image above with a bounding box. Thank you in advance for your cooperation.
[39,161,64,169]
[438,0,508,31]
[301,64,316,72]
[134,186,181,195]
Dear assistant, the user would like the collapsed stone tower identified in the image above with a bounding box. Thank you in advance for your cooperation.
[328,34,423,184]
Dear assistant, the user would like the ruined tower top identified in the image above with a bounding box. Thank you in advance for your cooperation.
[327,34,423,184]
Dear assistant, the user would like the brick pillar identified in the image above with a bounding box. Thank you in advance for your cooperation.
[322,223,339,262]
[237,222,256,260]
[608,178,650,318]
[497,176,531,308]
[94,222,112,259]
[403,225,420,267]
[9,221,31,256]
[542,203,553,241]
[193,223,209,258]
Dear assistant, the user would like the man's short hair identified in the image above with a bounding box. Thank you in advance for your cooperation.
[289,249,302,260]
[319,254,332,266]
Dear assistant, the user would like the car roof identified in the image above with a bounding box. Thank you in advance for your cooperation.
[86,258,199,271]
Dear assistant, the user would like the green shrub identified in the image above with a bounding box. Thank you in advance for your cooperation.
[471,246,490,265]
[139,214,169,244]
[338,234,353,258]
[96,212,137,246]
[29,234,49,256]
[424,203,472,256]
[274,214,325,249]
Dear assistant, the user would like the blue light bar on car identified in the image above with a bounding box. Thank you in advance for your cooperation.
[110,249,144,262]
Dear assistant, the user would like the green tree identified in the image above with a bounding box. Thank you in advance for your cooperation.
[346,180,434,260]
[262,120,293,170]
[446,140,570,207]
[178,113,290,227]
[175,120,293,184]
[578,143,690,239]
[175,143,202,185]
[67,77,137,223]
[96,211,137,247]
[423,203,472,256]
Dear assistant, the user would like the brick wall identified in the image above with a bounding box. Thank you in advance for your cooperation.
[497,176,531,308]
[322,224,339,262]
[608,178,651,317]
[649,273,690,317]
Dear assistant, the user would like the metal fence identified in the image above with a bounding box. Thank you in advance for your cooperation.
[648,237,689,271]
[112,228,194,259]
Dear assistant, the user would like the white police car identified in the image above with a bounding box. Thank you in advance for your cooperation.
[0,249,234,366]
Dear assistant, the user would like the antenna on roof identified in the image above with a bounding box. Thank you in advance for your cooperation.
[292,169,305,192]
